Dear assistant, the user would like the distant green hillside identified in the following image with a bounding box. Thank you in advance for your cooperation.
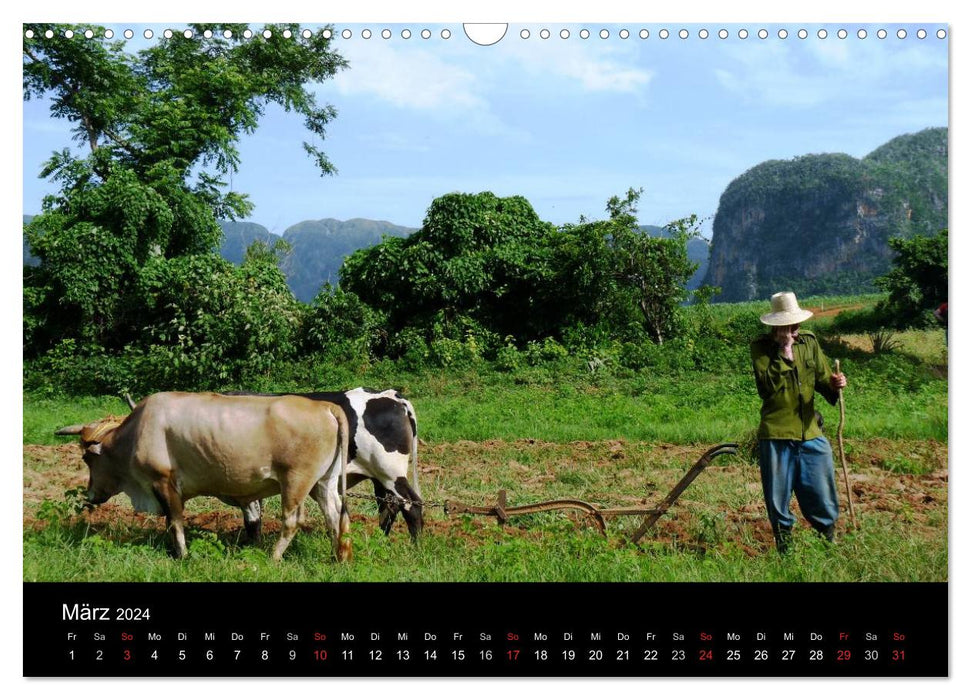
[219,218,417,302]
[703,127,948,301]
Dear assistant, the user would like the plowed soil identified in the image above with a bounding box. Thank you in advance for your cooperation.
[23,437,947,553]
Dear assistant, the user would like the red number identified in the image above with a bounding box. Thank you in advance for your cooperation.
[699,649,713,661]
[837,649,851,661]
[313,649,328,661]
[507,649,520,661]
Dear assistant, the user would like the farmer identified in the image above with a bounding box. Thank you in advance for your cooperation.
[750,291,847,554]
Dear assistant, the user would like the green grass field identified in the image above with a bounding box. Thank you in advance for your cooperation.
[23,296,948,583]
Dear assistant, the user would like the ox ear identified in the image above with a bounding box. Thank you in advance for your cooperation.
[55,425,85,436]
[86,442,103,456]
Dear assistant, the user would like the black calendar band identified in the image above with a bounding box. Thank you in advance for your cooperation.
[24,581,947,677]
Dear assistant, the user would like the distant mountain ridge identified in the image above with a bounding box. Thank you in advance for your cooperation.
[218,218,417,301]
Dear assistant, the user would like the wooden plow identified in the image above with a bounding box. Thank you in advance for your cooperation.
[442,442,738,544]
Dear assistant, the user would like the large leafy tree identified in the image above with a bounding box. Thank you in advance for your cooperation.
[341,192,561,342]
[23,23,346,355]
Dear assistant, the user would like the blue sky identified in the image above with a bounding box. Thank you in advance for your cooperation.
[21,21,948,238]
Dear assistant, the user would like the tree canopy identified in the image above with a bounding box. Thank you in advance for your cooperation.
[23,23,346,358]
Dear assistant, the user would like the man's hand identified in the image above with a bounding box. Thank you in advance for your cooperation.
[830,372,847,391]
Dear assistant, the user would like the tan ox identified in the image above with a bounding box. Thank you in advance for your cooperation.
[56,392,351,562]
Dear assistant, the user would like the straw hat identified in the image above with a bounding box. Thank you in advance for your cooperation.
[759,291,814,326]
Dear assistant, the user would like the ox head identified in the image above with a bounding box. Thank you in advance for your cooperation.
[55,418,125,505]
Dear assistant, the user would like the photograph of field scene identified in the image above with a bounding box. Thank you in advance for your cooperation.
[22,22,948,583]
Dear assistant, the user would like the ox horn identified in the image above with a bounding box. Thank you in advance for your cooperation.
[55,424,86,436]
[123,393,136,410]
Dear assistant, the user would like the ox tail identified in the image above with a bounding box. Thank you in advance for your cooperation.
[334,406,352,562]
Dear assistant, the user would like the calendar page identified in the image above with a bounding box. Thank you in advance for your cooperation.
[21,13,949,679]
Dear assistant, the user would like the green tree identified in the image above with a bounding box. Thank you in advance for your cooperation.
[607,188,700,343]
[23,23,346,357]
[341,192,560,345]
[875,228,948,327]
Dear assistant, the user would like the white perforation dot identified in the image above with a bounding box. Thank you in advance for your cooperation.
[897,29,907,39]
[243,29,253,39]
[540,29,550,39]
[205,30,214,39]
[718,29,728,39]
[798,29,808,39]
[639,29,649,39]
[163,30,173,39]
[600,29,609,39]
[659,29,669,39]
[818,29,828,39]
[838,29,848,39]
[143,30,153,40]
[322,29,332,39]
[877,29,887,39]
[441,29,451,39]
[25,29,34,38]
[580,29,590,39]
[857,29,867,39]
[560,29,570,39]
[738,29,748,39]
[937,29,947,39]
[283,29,292,39]
[342,29,352,39]
[917,29,927,39]
[778,29,788,39]
[619,29,629,39]
[679,29,688,39]
[362,29,372,39]
[401,29,411,39]
[699,29,709,39]
[758,29,768,39]
[104,30,114,39]
[263,30,272,39]
[84,30,94,39]
[64,30,74,39]
[302,30,311,39]
[223,29,233,38]
[520,29,530,39]
[422,29,431,39]
[45,29,54,38]
[382,29,391,39]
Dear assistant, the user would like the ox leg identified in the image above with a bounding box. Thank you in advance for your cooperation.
[310,481,352,563]
[272,485,305,562]
[392,477,424,542]
[152,480,187,559]
[373,480,400,535]
[241,500,263,543]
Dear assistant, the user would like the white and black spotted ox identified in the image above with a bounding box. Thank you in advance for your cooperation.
[227,388,422,541]
[56,392,352,561]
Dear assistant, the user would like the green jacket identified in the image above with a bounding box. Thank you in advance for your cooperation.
[750,330,839,440]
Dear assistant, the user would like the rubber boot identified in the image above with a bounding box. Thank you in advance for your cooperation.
[774,525,793,555]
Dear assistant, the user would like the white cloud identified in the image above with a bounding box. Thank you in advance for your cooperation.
[714,34,948,109]
[333,41,486,113]
[500,37,653,94]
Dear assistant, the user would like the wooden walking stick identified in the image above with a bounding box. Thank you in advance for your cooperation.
[834,360,857,528]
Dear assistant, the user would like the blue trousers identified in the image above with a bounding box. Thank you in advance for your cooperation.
[758,438,840,537]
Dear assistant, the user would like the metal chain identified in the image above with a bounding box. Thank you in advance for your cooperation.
[343,490,446,510]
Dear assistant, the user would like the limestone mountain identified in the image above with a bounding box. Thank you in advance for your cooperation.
[702,127,947,302]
